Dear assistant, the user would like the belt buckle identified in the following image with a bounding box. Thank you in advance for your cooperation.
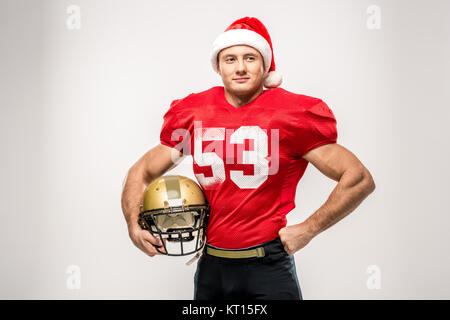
[255,247,265,257]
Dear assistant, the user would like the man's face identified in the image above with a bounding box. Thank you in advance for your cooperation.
[217,45,267,95]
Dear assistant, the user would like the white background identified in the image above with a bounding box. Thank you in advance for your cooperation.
[0,0,449,299]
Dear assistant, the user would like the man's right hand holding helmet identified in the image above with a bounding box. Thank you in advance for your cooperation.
[121,144,184,257]
[128,223,166,257]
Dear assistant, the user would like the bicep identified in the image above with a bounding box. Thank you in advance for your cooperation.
[302,143,366,182]
[133,144,185,183]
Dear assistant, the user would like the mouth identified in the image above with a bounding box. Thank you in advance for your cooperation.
[233,77,250,83]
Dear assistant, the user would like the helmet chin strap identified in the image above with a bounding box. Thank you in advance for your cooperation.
[185,237,207,266]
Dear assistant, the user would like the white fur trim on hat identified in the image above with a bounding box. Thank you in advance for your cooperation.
[211,29,272,73]
[263,70,282,88]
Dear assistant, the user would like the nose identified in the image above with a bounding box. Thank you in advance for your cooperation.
[236,57,247,74]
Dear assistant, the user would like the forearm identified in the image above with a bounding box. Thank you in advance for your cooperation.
[304,167,375,237]
[121,165,151,230]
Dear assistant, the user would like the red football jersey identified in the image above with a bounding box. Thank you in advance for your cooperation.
[160,86,337,249]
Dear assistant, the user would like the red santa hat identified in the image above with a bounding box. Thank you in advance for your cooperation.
[210,17,282,88]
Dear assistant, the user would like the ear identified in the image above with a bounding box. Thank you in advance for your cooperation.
[262,66,268,78]
[216,55,221,74]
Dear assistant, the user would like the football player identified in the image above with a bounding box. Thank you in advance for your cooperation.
[121,17,375,300]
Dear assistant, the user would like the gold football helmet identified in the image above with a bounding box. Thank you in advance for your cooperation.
[138,175,209,256]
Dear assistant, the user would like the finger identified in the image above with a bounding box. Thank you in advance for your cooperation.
[156,238,167,253]
[155,243,167,254]
[152,237,168,254]
[147,236,169,255]
[278,228,286,240]
[142,230,163,247]
[141,239,162,256]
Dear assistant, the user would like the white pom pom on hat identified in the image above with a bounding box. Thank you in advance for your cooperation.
[210,17,282,89]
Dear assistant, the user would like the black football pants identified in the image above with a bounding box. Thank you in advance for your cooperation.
[193,237,303,300]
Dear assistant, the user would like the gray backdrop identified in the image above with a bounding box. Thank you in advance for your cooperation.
[1,0,449,299]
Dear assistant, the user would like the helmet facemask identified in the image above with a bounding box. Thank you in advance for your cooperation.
[139,204,209,256]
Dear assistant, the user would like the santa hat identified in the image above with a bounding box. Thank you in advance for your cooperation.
[210,17,282,88]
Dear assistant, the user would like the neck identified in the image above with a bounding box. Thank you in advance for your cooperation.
[224,86,264,108]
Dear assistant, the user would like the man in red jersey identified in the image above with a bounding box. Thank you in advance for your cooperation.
[121,17,375,300]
